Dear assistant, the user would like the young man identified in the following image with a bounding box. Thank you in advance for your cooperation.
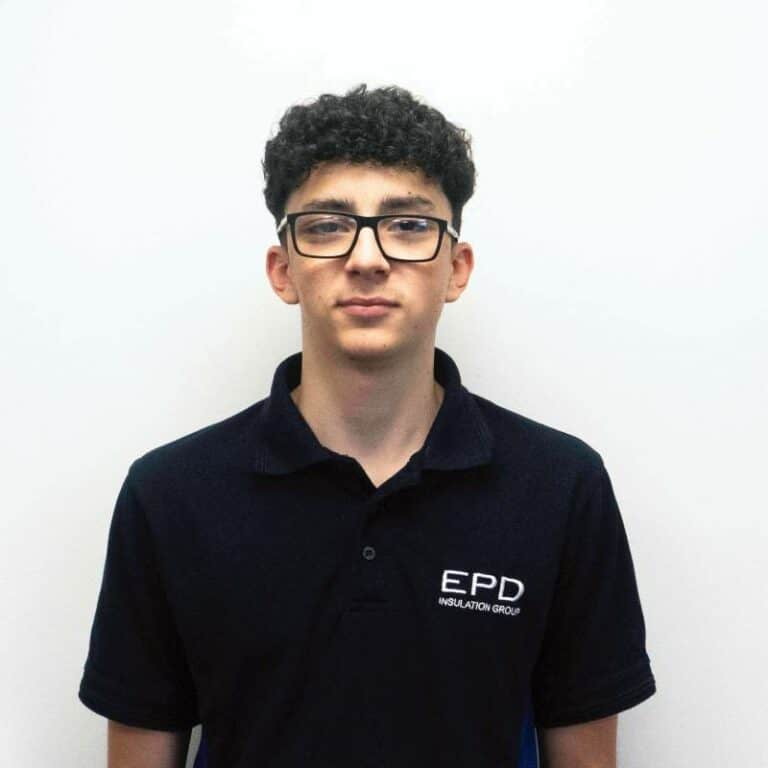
[79,84,656,768]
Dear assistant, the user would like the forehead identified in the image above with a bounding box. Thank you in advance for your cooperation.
[285,161,450,214]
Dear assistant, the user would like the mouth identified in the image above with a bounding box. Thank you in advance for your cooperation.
[338,303,396,318]
[337,297,398,307]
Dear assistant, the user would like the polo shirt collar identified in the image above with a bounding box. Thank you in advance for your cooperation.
[256,346,494,476]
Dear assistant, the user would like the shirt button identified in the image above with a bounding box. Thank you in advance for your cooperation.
[362,545,376,560]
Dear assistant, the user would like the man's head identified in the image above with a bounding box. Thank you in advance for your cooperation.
[262,83,476,364]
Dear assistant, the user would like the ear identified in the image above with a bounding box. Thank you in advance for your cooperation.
[444,241,474,303]
[266,244,300,305]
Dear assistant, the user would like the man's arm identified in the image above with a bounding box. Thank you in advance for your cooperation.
[538,714,618,768]
[107,720,192,768]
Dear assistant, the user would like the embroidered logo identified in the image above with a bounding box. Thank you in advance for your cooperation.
[437,569,524,616]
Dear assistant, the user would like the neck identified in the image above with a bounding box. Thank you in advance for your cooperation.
[290,343,444,465]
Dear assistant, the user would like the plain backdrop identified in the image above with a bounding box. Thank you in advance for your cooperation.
[1,1,766,766]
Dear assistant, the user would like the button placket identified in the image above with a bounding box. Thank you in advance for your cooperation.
[346,501,391,609]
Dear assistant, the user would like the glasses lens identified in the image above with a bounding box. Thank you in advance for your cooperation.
[378,216,440,261]
[294,213,357,257]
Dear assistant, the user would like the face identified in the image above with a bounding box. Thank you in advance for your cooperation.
[266,161,474,364]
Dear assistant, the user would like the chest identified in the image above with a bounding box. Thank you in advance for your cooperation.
[160,466,569,686]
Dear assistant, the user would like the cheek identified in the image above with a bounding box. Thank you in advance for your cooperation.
[424,270,452,307]
[292,266,332,307]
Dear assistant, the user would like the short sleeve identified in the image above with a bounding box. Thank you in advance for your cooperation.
[531,459,657,727]
[78,463,199,730]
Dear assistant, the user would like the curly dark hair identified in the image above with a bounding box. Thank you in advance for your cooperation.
[262,83,476,245]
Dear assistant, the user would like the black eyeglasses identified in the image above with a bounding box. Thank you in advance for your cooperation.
[276,210,460,262]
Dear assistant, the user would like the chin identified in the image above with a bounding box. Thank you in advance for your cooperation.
[333,335,404,361]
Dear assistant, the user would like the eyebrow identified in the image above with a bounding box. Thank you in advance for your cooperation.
[298,194,437,214]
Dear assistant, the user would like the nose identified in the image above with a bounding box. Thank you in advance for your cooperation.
[344,224,390,271]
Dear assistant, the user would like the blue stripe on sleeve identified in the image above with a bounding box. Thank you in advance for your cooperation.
[516,694,540,768]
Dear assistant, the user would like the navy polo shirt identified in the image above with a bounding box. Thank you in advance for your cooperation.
[78,346,656,767]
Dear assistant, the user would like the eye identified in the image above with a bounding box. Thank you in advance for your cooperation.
[383,217,435,237]
[296,214,355,237]
[310,222,342,234]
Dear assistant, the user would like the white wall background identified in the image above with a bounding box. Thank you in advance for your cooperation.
[1,1,766,765]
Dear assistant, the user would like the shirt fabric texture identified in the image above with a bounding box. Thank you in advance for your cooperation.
[78,346,657,767]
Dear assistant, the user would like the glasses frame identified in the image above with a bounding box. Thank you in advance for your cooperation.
[276,210,460,262]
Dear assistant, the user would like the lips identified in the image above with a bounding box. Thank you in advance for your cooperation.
[339,303,394,317]
[338,297,398,307]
